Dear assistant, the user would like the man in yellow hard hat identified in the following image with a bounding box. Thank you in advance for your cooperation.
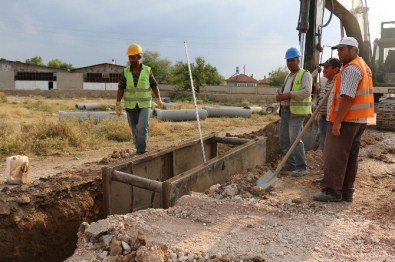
[116,43,163,154]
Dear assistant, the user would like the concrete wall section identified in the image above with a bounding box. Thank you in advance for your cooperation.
[201,85,230,93]
[15,81,57,90]
[57,72,83,90]
[257,87,279,95]
[83,82,118,90]
[230,86,256,94]
[0,71,14,89]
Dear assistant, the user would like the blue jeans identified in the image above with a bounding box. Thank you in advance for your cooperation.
[126,107,150,154]
[279,107,307,169]
[319,116,327,151]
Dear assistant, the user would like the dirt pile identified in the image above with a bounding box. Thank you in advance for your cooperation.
[66,128,395,262]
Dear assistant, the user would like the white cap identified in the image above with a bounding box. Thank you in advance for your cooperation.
[331,37,359,49]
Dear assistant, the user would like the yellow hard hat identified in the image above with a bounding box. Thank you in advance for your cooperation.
[126,43,143,56]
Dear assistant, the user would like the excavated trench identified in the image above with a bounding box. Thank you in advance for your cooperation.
[0,173,105,262]
[0,122,282,262]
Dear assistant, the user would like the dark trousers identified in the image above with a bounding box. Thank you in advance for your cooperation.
[323,122,367,197]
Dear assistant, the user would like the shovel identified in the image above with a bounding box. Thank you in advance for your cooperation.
[257,89,332,189]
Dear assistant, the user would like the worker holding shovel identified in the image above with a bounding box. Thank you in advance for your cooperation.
[115,43,163,155]
[276,47,312,177]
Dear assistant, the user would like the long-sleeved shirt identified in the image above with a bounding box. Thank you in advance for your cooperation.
[317,78,335,116]
[280,71,312,106]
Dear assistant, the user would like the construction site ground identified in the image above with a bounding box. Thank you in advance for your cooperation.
[0,123,394,262]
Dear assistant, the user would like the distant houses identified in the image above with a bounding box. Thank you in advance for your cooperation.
[225,73,271,87]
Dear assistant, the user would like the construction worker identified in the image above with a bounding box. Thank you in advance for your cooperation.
[276,47,312,177]
[313,37,374,202]
[115,43,163,155]
[316,58,342,151]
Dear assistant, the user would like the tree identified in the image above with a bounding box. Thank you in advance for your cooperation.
[47,58,73,70]
[142,51,172,84]
[168,56,224,92]
[269,66,289,86]
[25,56,44,66]
[167,61,190,89]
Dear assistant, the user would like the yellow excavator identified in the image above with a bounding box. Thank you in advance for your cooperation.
[297,0,395,131]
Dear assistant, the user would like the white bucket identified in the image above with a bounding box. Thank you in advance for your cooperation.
[5,155,29,185]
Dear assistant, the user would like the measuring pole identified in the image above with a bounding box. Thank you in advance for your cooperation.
[184,41,207,163]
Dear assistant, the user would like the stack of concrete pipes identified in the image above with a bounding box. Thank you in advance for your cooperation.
[59,98,267,122]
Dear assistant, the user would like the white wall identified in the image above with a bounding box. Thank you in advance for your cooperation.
[15,81,57,90]
[83,82,118,90]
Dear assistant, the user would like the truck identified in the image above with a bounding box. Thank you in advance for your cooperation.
[297,0,395,102]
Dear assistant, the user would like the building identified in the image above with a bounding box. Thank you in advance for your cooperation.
[257,75,272,87]
[225,73,258,87]
[0,59,124,90]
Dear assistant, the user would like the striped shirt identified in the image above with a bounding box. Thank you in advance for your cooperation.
[327,64,367,123]
[318,78,334,116]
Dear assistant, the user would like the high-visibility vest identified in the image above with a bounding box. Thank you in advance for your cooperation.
[284,69,312,115]
[328,57,374,121]
[124,65,152,109]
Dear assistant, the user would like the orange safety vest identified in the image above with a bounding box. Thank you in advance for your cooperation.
[329,57,374,122]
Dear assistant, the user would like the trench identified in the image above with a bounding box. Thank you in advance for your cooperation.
[0,122,284,262]
[0,176,104,262]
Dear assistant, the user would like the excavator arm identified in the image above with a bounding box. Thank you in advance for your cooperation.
[298,0,371,72]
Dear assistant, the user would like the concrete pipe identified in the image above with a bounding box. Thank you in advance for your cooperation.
[162,102,179,109]
[202,106,253,118]
[59,111,127,121]
[247,106,263,114]
[75,103,102,110]
[154,109,208,122]
[151,101,178,110]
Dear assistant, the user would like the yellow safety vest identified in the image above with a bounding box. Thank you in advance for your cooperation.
[124,65,152,109]
[284,69,312,115]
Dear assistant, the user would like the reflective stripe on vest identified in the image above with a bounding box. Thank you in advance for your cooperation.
[329,57,374,121]
[124,64,152,109]
[284,69,312,115]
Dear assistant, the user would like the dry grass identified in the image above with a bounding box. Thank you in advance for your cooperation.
[0,94,278,158]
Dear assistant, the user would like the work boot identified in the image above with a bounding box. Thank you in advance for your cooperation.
[342,188,354,202]
[291,168,309,177]
[280,165,296,175]
[342,195,353,202]
[313,191,342,202]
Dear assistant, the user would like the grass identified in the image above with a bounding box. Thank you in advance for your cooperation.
[0,94,278,159]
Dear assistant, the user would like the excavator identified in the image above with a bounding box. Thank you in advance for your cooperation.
[297,0,395,102]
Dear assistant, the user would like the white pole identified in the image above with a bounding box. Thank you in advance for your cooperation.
[184,41,207,163]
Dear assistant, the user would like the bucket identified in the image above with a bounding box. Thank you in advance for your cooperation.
[5,155,29,185]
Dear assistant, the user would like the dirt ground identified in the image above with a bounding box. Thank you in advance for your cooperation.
[1,124,394,262]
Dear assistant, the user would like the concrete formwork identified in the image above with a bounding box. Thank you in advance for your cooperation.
[102,134,266,216]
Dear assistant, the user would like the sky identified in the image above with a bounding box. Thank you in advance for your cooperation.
[1,0,394,80]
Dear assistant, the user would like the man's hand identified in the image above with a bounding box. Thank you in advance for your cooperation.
[156,99,163,109]
[115,102,122,116]
[332,122,341,136]
[276,93,291,102]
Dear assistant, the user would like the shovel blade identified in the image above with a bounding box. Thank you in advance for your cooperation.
[256,170,277,189]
